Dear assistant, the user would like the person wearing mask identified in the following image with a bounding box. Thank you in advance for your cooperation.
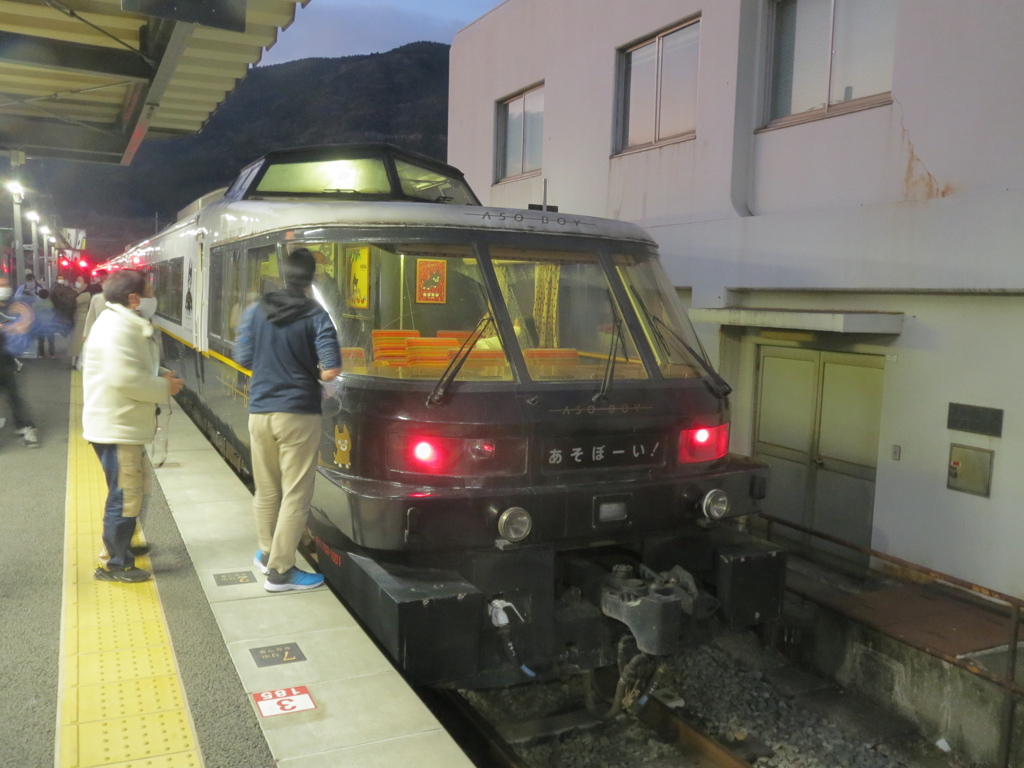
[31,288,58,359]
[82,270,183,583]
[234,248,341,591]
[0,276,39,447]
[14,271,42,301]
[68,275,91,369]
[49,275,77,339]
[82,269,109,343]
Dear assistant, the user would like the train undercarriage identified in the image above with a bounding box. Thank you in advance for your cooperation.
[309,509,786,690]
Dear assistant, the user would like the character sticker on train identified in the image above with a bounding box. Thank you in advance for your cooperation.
[347,246,369,309]
[333,424,352,468]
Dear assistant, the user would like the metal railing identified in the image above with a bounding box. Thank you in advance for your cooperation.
[758,513,1021,768]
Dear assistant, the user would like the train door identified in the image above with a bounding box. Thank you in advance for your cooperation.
[753,347,884,566]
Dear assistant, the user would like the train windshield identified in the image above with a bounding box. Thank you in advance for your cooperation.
[615,254,707,378]
[487,247,646,382]
[246,157,475,204]
[303,238,703,383]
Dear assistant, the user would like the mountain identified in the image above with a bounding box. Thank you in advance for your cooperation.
[34,41,451,258]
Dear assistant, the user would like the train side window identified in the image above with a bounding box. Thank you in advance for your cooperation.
[208,248,227,344]
[221,245,281,355]
[150,256,184,323]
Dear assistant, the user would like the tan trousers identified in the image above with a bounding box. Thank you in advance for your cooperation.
[248,412,321,575]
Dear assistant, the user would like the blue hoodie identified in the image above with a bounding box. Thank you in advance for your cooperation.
[234,289,341,415]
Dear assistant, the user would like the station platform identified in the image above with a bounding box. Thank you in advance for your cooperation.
[0,356,474,768]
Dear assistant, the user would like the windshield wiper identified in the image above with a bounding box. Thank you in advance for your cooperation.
[426,311,495,406]
[593,291,627,402]
[629,286,732,397]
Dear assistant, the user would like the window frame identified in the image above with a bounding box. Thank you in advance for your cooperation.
[495,83,545,183]
[614,17,701,155]
[762,0,895,130]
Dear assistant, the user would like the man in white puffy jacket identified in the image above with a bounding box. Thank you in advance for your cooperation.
[82,270,183,583]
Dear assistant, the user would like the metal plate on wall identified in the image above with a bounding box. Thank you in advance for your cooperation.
[947,444,994,498]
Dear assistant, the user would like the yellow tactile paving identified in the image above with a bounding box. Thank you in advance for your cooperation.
[56,372,203,768]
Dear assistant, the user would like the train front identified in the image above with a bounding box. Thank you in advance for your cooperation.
[306,217,784,689]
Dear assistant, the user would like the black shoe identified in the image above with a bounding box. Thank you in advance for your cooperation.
[129,545,150,556]
[94,566,151,583]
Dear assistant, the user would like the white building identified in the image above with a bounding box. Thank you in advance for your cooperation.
[449,0,1024,599]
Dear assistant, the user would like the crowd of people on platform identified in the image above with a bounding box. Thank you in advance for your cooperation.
[3,259,333,590]
[0,268,105,368]
[0,268,107,450]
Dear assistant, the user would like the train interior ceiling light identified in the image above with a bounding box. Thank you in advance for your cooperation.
[0,1,304,163]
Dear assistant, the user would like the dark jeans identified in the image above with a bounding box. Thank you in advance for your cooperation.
[0,357,34,430]
[91,443,146,569]
[37,334,55,357]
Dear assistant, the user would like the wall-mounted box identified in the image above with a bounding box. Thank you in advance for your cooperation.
[947,444,994,498]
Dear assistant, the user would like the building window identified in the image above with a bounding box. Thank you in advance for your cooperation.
[498,86,544,180]
[618,20,700,151]
[769,0,897,122]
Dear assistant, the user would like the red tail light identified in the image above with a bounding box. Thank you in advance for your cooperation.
[678,424,729,463]
[387,433,527,477]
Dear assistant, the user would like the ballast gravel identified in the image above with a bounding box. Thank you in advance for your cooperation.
[465,632,971,768]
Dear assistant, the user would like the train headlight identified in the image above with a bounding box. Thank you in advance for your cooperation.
[498,506,532,542]
[701,489,730,520]
[469,440,496,460]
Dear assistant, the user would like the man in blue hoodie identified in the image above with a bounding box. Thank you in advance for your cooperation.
[234,248,341,591]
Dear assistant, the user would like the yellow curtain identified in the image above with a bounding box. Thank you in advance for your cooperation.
[534,264,559,348]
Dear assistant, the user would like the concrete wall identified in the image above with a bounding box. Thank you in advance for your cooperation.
[793,605,1022,767]
[449,1,1024,598]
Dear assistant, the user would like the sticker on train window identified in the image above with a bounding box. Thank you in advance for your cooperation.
[415,258,447,303]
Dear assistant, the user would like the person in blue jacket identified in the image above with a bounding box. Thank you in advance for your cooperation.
[234,248,341,591]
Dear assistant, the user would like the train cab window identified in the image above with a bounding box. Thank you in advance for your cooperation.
[489,247,648,382]
[251,158,391,197]
[615,253,705,379]
[301,240,512,381]
[394,160,477,205]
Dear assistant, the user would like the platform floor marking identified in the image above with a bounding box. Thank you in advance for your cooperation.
[56,373,203,768]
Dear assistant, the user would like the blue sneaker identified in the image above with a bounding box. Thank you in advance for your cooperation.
[264,567,324,592]
[253,549,270,575]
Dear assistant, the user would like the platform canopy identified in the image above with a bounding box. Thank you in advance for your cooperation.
[0,0,309,165]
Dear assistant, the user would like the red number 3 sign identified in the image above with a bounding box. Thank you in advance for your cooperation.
[253,686,317,717]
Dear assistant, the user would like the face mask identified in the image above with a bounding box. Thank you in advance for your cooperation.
[75,282,86,291]
[57,278,66,285]
[0,287,11,301]
[137,296,158,319]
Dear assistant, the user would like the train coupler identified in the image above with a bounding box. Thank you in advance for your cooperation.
[600,563,719,656]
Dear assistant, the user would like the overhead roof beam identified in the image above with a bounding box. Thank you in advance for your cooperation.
[120,20,193,165]
[0,29,153,80]
[0,114,125,160]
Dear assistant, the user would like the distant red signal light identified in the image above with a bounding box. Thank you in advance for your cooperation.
[78,259,89,269]
[60,258,70,267]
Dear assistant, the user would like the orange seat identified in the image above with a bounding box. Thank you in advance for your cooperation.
[371,330,420,365]
[408,337,460,366]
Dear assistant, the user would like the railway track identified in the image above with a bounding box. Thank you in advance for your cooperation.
[425,680,761,768]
